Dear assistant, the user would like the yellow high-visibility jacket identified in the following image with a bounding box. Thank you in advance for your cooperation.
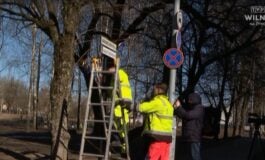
[139,94,173,142]
[114,69,132,121]
[118,69,132,101]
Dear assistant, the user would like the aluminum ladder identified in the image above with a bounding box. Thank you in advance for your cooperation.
[79,57,130,160]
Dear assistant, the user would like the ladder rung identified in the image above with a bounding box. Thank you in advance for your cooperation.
[112,130,120,133]
[104,115,110,118]
[82,152,104,158]
[107,129,119,133]
[86,119,108,123]
[85,136,107,140]
[93,70,115,74]
[90,102,112,106]
[92,86,114,90]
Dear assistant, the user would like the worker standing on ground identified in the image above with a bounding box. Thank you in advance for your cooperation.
[137,83,173,160]
[174,92,204,160]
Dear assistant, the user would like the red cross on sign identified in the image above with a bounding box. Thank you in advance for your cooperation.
[163,48,184,69]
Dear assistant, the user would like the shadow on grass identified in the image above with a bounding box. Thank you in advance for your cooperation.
[1,128,265,160]
[0,131,51,145]
[0,129,83,152]
[0,147,29,160]
[0,147,50,160]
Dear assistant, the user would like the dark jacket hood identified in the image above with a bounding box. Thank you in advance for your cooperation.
[188,93,201,105]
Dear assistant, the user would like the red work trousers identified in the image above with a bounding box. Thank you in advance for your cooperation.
[146,141,170,160]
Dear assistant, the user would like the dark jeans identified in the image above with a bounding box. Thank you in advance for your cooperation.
[190,142,201,160]
[175,140,203,160]
[179,142,202,160]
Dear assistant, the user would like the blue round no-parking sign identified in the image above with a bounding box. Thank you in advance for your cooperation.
[163,48,184,69]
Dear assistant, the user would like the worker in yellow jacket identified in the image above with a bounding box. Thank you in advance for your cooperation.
[114,68,132,135]
[108,59,132,154]
[137,83,173,160]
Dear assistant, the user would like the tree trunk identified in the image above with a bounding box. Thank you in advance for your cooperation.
[233,99,242,136]
[50,37,75,160]
[238,95,249,136]
[223,112,229,138]
[77,70,81,130]
[224,87,235,138]
[35,32,43,129]
[223,104,234,138]
[48,2,80,159]
[32,24,37,130]
[232,100,238,136]
[233,96,246,136]
[27,66,33,131]
[27,24,37,131]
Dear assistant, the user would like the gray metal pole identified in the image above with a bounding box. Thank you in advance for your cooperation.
[169,0,180,104]
[169,0,180,159]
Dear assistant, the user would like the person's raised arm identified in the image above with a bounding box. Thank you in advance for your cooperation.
[174,99,203,120]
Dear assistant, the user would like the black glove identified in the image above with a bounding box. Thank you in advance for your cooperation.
[116,99,132,111]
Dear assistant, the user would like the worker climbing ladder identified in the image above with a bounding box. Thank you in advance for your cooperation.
[79,57,130,160]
